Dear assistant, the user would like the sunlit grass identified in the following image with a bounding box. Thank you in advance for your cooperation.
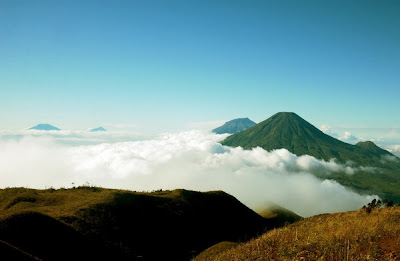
[195,207,400,260]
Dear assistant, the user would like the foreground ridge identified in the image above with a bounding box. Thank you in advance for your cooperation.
[195,206,400,260]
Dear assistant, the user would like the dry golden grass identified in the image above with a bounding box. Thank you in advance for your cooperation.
[195,207,400,261]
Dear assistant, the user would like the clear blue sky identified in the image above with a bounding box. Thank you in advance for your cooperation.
[1,0,399,131]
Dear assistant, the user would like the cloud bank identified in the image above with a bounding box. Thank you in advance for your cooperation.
[0,129,150,145]
[0,131,377,217]
[385,144,400,157]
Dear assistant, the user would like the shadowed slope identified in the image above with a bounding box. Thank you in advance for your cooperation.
[0,240,41,261]
[0,187,279,261]
[0,211,128,261]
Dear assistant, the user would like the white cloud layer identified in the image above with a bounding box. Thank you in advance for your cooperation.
[339,131,360,143]
[0,129,151,145]
[384,144,400,157]
[0,131,377,217]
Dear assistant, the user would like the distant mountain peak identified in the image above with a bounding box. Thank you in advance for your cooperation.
[28,124,60,131]
[212,118,256,134]
[90,127,107,132]
[356,140,380,149]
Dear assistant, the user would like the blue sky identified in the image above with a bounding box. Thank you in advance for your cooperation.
[1,0,399,131]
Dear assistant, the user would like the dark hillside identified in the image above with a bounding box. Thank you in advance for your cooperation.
[0,240,41,261]
[71,189,268,260]
[0,187,279,261]
[0,211,127,261]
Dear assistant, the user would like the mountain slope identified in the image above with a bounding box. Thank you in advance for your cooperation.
[221,112,400,201]
[212,118,256,134]
[0,187,280,261]
[28,124,60,131]
[194,206,400,261]
[222,112,395,164]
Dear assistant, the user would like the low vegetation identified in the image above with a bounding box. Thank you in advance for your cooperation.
[0,186,276,261]
[194,206,400,260]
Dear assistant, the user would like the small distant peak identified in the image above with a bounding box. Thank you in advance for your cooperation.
[356,141,376,146]
[355,141,381,150]
[356,140,383,151]
[355,140,395,156]
[29,124,60,131]
[212,117,256,134]
[90,126,107,132]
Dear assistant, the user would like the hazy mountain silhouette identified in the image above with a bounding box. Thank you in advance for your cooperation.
[212,118,256,134]
[90,127,107,132]
[28,124,60,131]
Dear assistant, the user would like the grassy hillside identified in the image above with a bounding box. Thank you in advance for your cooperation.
[221,112,400,201]
[194,206,400,261]
[0,187,280,261]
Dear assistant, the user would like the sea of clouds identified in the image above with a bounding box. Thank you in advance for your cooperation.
[0,130,379,217]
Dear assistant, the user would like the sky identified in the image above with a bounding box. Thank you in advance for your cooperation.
[1,0,399,132]
[1,1,400,215]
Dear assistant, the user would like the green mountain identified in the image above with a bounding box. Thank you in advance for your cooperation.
[222,112,395,164]
[0,187,286,261]
[221,112,400,201]
[212,118,256,134]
